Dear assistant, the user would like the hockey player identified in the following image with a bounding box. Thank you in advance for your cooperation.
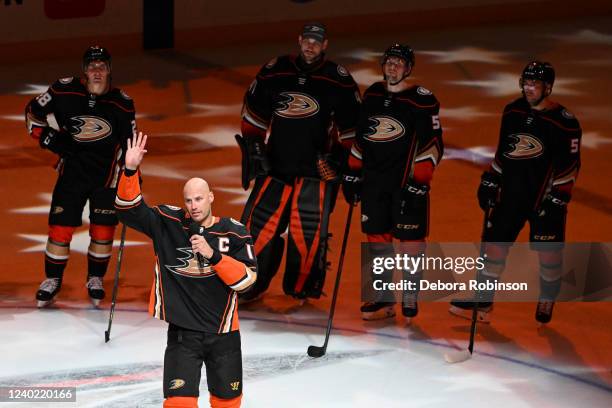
[449,61,582,325]
[343,44,443,322]
[25,46,137,307]
[237,22,360,302]
[116,132,256,408]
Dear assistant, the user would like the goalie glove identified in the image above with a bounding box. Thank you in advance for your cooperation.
[235,134,271,190]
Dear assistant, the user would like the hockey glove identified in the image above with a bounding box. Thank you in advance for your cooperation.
[399,182,429,215]
[236,134,271,189]
[393,181,429,240]
[341,170,362,204]
[477,171,501,210]
[316,153,340,182]
[39,128,74,157]
[538,190,570,217]
[248,136,271,177]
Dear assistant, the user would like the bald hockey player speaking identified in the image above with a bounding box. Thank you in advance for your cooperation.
[115,132,257,408]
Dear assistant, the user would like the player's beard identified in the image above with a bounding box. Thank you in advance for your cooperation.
[300,50,322,65]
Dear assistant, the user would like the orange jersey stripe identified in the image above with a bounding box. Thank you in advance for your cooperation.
[214,255,249,287]
[117,171,141,201]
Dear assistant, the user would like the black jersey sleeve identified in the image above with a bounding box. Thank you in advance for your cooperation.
[491,103,514,175]
[412,89,444,169]
[210,219,258,293]
[329,64,361,147]
[550,109,581,194]
[114,170,161,238]
[241,59,278,132]
[24,79,68,141]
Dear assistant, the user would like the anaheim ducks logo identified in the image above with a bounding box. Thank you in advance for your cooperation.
[70,115,112,142]
[364,115,405,142]
[169,379,185,390]
[504,133,544,159]
[275,92,319,119]
[166,248,215,278]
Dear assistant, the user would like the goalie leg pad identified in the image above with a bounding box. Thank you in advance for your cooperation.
[284,177,334,298]
[240,176,292,297]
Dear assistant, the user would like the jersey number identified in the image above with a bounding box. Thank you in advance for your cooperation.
[37,92,52,107]
[570,138,579,153]
[245,244,254,260]
[431,115,441,130]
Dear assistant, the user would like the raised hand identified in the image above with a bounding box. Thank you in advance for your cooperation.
[125,131,148,170]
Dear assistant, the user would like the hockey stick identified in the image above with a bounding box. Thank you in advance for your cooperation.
[105,223,127,343]
[307,202,354,358]
[444,205,492,363]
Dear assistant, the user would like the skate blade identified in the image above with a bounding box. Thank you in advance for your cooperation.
[403,316,413,326]
[444,349,472,364]
[361,308,396,321]
[448,306,491,323]
[37,299,55,308]
[90,298,102,308]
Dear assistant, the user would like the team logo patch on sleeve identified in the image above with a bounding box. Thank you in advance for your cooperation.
[337,65,349,77]
[364,115,405,142]
[561,109,575,119]
[230,218,244,226]
[266,57,277,68]
[275,92,320,118]
[248,79,258,94]
[120,90,132,100]
[59,77,74,84]
[504,133,544,159]
[417,86,432,96]
[70,115,112,142]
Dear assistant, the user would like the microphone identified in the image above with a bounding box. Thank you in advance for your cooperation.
[188,221,207,269]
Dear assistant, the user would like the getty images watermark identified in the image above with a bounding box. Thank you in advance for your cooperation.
[371,252,528,292]
[361,242,612,302]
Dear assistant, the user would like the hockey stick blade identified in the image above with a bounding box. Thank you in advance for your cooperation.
[104,330,110,343]
[307,345,326,358]
[444,349,472,364]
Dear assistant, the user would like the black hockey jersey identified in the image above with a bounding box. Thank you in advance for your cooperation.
[115,172,257,333]
[491,97,581,212]
[25,77,136,188]
[352,82,443,188]
[241,55,360,177]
